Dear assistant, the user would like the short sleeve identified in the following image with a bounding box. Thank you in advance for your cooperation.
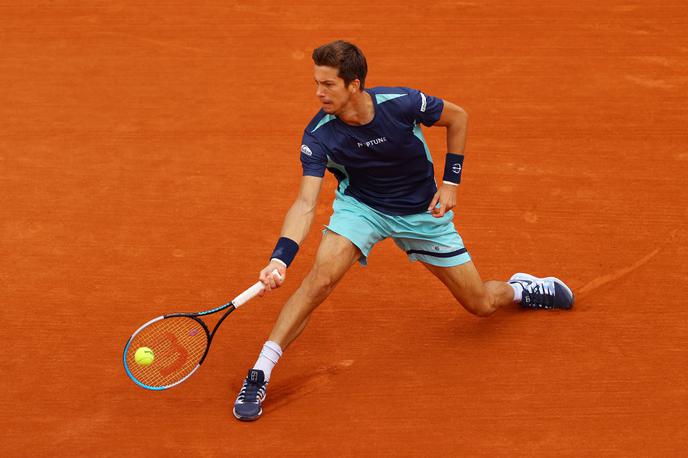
[300,130,328,177]
[405,88,444,127]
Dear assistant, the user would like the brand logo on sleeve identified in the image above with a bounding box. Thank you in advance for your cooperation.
[301,144,313,156]
[420,92,427,112]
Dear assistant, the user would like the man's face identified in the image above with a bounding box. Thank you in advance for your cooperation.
[314,65,356,114]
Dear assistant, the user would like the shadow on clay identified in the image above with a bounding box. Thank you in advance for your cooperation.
[266,360,354,412]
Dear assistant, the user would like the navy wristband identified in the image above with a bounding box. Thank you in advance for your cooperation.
[270,237,299,267]
[442,153,464,184]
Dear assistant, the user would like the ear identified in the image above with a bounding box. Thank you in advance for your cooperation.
[349,79,360,93]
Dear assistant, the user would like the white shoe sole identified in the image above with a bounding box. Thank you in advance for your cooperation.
[233,407,263,421]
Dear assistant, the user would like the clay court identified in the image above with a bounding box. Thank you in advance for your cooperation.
[2,1,687,456]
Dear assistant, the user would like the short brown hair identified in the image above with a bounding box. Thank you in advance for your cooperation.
[312,40,368,90]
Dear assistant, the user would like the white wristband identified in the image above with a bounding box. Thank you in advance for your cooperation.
[270,258,288,268]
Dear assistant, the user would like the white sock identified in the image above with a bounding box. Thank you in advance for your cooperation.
[252,340,283,381]
[509,282,523,303]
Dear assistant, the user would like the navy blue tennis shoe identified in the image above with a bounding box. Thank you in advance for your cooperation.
[233,369,268,421]
[509,273,574,310]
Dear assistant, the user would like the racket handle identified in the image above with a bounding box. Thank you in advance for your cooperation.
[233,269,283,308]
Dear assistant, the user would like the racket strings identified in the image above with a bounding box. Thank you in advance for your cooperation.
[126,317,208,388]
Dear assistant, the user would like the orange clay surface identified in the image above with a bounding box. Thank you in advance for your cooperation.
[2,1,688,456]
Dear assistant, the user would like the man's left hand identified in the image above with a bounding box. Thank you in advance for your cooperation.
[427,183,457,218]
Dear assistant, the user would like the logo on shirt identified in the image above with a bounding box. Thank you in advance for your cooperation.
[420,92,427,112]
[452,163,462,174]
[357,137,388,148]
[301,144,313,156]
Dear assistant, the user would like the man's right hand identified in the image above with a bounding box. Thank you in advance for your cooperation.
[258,261,287,296]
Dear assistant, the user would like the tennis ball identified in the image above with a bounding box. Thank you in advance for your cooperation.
[135,347,155,366]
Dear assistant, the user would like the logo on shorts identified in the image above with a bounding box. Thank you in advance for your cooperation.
[452,163,462,174]
[301,144,313,156]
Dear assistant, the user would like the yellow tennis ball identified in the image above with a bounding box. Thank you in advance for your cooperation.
[135,347,155,366]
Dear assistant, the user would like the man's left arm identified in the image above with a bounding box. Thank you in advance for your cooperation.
[427,100,468,218]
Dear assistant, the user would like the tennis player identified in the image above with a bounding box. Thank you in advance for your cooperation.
[233,40,574,421]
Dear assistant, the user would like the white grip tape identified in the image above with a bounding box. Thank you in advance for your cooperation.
[232,269,282,308]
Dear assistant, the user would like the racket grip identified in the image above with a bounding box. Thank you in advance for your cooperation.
[233,269,282,308]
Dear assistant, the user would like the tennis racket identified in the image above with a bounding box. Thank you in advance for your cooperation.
[123,270,280,390]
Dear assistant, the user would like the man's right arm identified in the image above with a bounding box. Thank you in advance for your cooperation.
[278,175,323,245]
[259,175,323,290]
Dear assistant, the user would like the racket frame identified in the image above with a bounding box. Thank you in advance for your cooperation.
[122,303,236,391]
[123,271,278,391]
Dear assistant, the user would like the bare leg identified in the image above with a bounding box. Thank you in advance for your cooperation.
[268,230,361,349]
[422,261,514,317]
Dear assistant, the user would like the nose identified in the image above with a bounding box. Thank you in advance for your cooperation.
[315,84,325,98]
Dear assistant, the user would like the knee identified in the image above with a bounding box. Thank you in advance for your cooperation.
[461,295,497,317]
[303,267,337,301]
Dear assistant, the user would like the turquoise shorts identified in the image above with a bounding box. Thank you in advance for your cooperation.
[325,191,471,267]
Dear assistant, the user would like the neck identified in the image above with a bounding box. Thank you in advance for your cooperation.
[337,90,374,126]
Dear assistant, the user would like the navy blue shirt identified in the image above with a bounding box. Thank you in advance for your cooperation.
[300,86,444,216]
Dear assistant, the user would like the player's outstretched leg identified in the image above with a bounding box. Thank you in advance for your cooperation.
[422,261,514,316]
[233,231,362,421]
[422,262,573,315]
[508,272,574,310]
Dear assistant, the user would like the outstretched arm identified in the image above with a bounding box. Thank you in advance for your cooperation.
[278,175,323,245]
[427,100,468,218]
[259,175,323,291]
